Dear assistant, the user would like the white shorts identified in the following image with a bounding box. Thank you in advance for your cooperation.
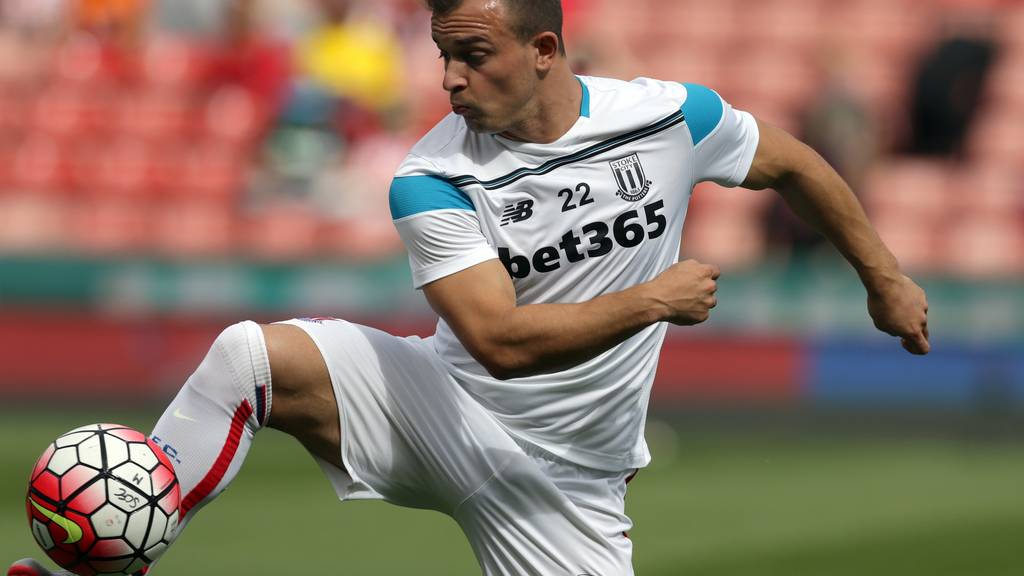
[282,317,636,576]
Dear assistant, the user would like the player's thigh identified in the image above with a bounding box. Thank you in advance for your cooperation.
[285,318,525,509]
[259,323,341,469]
[454,456,633,575]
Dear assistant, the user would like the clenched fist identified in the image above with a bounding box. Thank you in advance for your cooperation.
[647,259,720,326]
[866,274,930,355]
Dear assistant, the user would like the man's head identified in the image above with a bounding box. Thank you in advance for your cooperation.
[427,0,565,56]
[427,0,568,135]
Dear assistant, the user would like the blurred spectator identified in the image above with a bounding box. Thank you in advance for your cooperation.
[1,0,1019,268]
[249,0,405,205]
[1,0,68,37]
[204,0,291,123]
[764,48,879,258]
[73,0,148,49]
[907,12,996,157]
[564,0,638,78]
[295,0,403,115]
[151,0,225,38]
[0,2,63,87]
[802,55,877,194]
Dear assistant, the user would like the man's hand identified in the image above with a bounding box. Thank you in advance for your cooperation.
[743,118,931,356]
[643,259,720,326]
[866,275,930,355]
[423,258,722,380]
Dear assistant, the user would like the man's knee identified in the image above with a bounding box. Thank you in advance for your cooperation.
[190,321,272,427]
[259,323,341,467]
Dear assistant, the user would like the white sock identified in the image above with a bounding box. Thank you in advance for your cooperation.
[149,321,272,537]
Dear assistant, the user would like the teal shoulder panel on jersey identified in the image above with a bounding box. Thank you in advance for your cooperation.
[578,76,591,118]
[680,83,724,146]
[389,175,474,220]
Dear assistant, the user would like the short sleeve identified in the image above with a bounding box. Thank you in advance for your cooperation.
[681,83,760,187]
[390,173,498,289]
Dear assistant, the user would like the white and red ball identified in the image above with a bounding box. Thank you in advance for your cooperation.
[26,424,180,575]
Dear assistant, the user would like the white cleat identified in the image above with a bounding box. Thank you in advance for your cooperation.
[7,558,149,576]
[7,559,74,576]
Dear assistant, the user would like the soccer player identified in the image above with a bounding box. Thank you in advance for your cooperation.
[10,0,930,574]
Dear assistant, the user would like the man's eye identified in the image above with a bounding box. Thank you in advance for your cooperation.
[466,52,487,65]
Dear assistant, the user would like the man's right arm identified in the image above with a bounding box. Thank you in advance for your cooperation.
[423,257,719,380]
[391,155,717,381]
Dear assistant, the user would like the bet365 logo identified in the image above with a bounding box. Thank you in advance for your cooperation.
[498,200,666,278]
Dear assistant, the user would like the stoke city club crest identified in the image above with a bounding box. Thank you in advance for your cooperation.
[608,153,652,201]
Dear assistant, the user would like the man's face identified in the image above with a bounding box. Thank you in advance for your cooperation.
[431,0,538,134]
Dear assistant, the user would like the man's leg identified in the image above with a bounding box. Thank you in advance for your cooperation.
[9,321,341,576]
[260,323,341,469]
[151,321,341,532]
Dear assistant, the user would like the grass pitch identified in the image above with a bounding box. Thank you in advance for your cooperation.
[1,408,1022,575]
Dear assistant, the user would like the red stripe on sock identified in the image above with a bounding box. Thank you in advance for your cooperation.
[179,400,253,518]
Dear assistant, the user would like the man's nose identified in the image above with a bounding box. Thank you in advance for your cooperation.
[443,61,468,93]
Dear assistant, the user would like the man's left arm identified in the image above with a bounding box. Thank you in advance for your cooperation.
[742,118,930,355]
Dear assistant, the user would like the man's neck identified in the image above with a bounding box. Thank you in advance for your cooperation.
[499,65,582,144]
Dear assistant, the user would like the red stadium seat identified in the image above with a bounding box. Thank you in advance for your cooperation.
[944,215,1024,278]
[48,33,143,86]
[31,85,95,140]
[643,48,728,95]
[172,142,245,204]
[202,86,262,145]
[142,37,207,90]
[692,182,773,212]
[140,142,184,198]
[0,89,29,136]
[240,208,320,260]
[967,109,1024,164]
[737,0,827,50]
[10,135,70,193]
[840,49,913,126]
[0,30,39,85]
[115,88,196,142]
[666,0,739,53]
[954,163,1024,217]
[862,160,951,225]
[66,199,154,255]
[984,53,1024,108]
[1002,7,1024,49]
[152,201,236,257]
[0,142,16,192]
[86,138,158,199]
[0,195,68,253]
[65,139,103,194]
[871,213,940,273]
[318,219,404,261]
[49,34,106,85]
[681,211,766,270]
[829,0,933,54]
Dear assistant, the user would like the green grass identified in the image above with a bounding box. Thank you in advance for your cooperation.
[2,410,1023,575]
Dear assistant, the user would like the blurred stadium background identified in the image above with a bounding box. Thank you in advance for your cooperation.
[1,0,1022,573]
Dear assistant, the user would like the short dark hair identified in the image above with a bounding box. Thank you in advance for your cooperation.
[426,0,566,55]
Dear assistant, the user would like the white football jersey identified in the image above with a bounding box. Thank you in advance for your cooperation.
[390,76,759,471]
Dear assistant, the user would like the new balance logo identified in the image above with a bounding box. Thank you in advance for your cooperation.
[500,199,535,226]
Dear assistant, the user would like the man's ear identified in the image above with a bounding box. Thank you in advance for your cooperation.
[532,31,561,71]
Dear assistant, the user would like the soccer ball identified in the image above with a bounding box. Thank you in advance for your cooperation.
[25,424,180,575]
